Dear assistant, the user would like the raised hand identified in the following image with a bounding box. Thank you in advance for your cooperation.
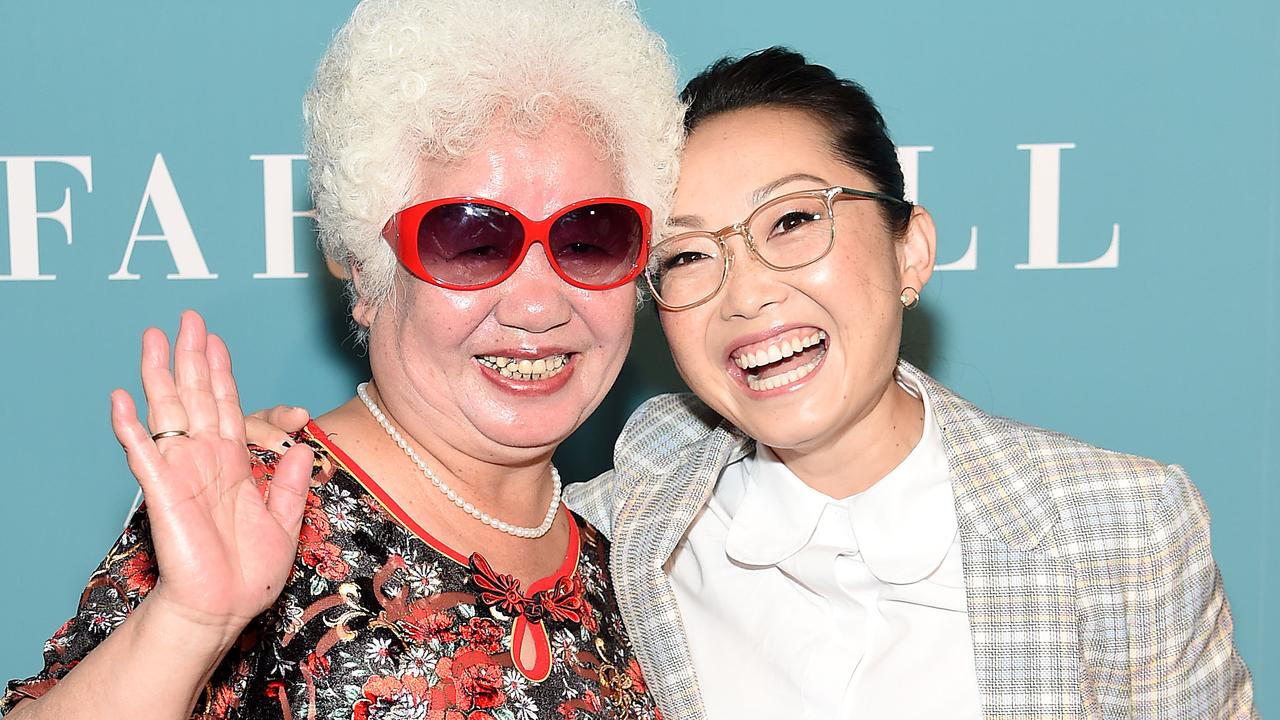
[110,310,313,642]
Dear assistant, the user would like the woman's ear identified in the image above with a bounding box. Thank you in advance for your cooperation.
[348,263,379,328]
[897,205,937,294]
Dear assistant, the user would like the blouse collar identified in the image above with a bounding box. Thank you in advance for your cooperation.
[719,371,958,584]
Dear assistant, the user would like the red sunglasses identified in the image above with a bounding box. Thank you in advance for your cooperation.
[381,196,651,291]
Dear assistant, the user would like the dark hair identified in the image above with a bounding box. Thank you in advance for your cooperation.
[681,47,912,234]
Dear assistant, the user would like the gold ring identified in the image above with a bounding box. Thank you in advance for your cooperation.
[150,430,190,441]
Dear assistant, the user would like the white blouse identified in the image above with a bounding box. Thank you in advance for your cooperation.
[666,374,983,718]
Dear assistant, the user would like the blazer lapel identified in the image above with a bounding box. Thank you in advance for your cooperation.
[608,395,746,720]
[903,363,1085,718]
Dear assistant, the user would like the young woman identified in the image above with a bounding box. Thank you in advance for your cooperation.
[564,48,1256,719]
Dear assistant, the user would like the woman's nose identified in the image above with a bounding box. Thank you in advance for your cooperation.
[718,239,787,320]
[493,241,573,334]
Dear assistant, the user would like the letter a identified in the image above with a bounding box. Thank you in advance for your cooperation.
[110,153,217,280]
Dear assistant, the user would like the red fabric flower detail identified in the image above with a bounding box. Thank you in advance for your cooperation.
[459,617,504,654]
[207,683,239,718]
[580,599,599,635]
[300,541,350,581]
[249,456,271,493]
[399,603,458,645]
[625,658,648,695]
[353,674,431,720]
[455,655,505,709]
[301,493,332,541]
[119,549,157,595]
[432,649,506,714]
[302,651,331,679]
[47,617,76,655]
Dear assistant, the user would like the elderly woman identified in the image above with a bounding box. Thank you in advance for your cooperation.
[562,48,1256,719]
[2,1,680,718]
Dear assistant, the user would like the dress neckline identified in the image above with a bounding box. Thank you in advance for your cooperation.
[302,420,581,586]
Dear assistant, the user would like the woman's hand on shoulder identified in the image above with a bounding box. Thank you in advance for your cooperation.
[246,404,311,453]
[110,310,313,643]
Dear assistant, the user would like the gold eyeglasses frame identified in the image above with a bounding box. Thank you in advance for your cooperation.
[644,186,911,311]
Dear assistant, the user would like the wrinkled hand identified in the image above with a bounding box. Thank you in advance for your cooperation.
[246,405,310,453]
[110,310,313,642]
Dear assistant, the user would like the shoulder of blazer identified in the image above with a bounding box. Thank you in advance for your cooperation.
[903,360,1172,553]
[613,392,746,485]
[1013,419,1175,551]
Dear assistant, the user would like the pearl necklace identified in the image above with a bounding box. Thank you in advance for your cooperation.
[356,382,561,539]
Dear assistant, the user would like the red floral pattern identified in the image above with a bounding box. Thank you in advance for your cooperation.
[459,618,505,655]
[2,428,658,720]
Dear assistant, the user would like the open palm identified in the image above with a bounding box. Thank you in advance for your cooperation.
[111,311,313,634]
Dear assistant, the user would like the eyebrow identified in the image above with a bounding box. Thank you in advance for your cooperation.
[668,172,831,230]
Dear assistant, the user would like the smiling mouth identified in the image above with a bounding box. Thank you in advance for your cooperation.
[476,353,573,381]
[730,329,828,392]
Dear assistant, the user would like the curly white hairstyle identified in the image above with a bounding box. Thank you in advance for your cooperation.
[304,0,684,307]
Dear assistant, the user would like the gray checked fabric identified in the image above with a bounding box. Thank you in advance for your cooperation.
[564,360,1256,720]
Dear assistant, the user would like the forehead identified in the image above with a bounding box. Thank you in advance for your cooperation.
[414,118,624,220]
[672,107,869,228]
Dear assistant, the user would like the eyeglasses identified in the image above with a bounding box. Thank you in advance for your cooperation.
[382,196,651,291]
[644,186,911,310]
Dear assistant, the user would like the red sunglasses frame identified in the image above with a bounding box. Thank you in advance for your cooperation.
[381,196,652,292]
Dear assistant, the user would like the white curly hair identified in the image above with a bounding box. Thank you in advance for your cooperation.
[304,0,684,307]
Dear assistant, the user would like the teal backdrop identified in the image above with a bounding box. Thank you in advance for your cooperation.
[1,1,1276,711]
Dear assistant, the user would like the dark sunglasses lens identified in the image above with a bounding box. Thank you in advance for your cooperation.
[417,203,523,286]
[548,203,644,286]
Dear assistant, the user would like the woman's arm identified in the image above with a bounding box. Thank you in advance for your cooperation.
[5,311,312,719]
[1133,464,1256,718]
[7,592,252,719]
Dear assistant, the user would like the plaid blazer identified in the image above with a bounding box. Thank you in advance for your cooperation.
[565,361,1256,720]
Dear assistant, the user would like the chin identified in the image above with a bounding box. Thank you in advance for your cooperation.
[470,411,583,451]
[726,403,834,452]
[740,425,815,452]
[481,428,575,451]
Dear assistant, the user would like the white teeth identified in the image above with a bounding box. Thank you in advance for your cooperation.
[731,330,829,370]
[476,353,570,381]
[744,344,826,392]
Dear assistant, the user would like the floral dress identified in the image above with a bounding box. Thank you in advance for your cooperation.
[2,423,659,720]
